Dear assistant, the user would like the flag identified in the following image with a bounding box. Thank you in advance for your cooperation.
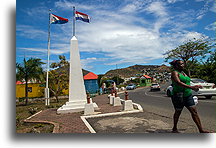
[75,11,90,23]
[50,14,68,24]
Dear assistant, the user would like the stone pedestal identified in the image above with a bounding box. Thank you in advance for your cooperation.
[123,100,134,111]
[113,97,121,106]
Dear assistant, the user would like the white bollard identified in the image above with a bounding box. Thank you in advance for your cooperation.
[109,96,115,105]
[123,100,134,111]
[84,103,95,115]
[90,98,93,103]
[113,97,121,106]
[108,94,111,99]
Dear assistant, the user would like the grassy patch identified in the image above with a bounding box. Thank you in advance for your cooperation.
[16,97,68,133]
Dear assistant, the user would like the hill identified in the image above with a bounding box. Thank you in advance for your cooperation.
[103,64,170,78]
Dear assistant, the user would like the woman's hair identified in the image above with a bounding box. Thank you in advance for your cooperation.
[169,60,181,68]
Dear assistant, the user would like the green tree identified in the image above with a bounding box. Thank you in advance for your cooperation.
[192,50,216,83]
[97,74,104,87]
[111,76,124,85]
[16,58,45,105]
[130,78,140,85]
[164,38,212,76]
[49,55,69,102]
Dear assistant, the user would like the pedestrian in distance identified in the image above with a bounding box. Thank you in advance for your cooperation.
[170,60,209,133]
[111,81,117,93]
[101,82,106,94]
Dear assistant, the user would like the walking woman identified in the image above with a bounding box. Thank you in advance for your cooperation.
[170,60,209,133]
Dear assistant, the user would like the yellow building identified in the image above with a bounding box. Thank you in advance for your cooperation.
[16,83,45,98]
[16,81,69,98]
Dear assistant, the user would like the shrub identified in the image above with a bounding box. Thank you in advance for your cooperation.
[28,107,38,115]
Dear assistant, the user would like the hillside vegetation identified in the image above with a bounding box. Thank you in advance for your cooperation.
[103,64,170,78]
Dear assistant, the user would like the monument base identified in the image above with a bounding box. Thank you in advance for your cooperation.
[57,100,99,114]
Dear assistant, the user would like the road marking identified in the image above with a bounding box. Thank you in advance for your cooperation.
[198,99,216,104]
[144,90,167,98]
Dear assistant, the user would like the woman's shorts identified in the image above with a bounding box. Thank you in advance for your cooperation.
[171,93,195,110]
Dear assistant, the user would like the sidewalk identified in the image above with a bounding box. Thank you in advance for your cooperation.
[25,94,125,133]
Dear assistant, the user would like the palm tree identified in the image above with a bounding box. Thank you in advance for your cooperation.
[16,58,45,105]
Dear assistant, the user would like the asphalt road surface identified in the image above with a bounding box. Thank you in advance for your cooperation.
[119,83,216,132]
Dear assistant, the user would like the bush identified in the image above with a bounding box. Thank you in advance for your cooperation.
[28,127,40,133]
[18,97,25,102]
[16,116,21,127]
[28,107,38,115]
[34,124,44,128]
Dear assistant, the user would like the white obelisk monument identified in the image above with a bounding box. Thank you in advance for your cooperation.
[57,36,98,114]
[57,36,87,113]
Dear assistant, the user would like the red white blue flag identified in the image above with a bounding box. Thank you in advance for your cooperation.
[75,11,90,23]
[50,14,68,24]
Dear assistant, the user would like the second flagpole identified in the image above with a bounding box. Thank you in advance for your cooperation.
[73,6,75,36]
[45,9,51,106]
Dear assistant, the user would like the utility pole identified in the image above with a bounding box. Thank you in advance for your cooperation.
[116,64,119,85]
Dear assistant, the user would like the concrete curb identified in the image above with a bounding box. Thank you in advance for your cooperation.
[80,100,143,133]
[23,110,60,133]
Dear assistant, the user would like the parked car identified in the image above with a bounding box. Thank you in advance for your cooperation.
[126,84,136,90]
[150,83,160,91]
[166,78,216,99]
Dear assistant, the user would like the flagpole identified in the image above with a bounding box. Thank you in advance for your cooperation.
[45,9,51,106]
[73,6,75,36]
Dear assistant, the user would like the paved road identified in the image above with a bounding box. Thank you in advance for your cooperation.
[119,83,216,132]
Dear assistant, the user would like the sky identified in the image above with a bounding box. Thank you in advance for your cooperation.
[16,0,216,74]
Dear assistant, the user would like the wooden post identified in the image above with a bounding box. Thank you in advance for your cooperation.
[111,88,114,96]
[87,92,91,104]
[125,91,128,100]
[114,89,117,97]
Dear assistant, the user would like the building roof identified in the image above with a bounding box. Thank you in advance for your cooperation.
[16,81,23,84]
[143,75,151,79]
[83,72,98,80]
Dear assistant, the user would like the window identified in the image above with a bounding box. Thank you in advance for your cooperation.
[27,87,32,92]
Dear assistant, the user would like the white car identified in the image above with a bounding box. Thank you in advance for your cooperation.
[150,83,160,91]
[126,84,136,90]
[166,78,216,99]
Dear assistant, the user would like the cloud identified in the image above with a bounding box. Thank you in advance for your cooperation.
[81,57,109,70]
[144,1,168,17]
[167,0,177,3]
[54,0,104,11]
[24,6,48,18]
[17,47,68,55]
[210,2,216,13]
[120,0,148,13]
[81,57,97,70]
[205,22,216,31]
[16,25,47,40]
[195,1,210,20]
